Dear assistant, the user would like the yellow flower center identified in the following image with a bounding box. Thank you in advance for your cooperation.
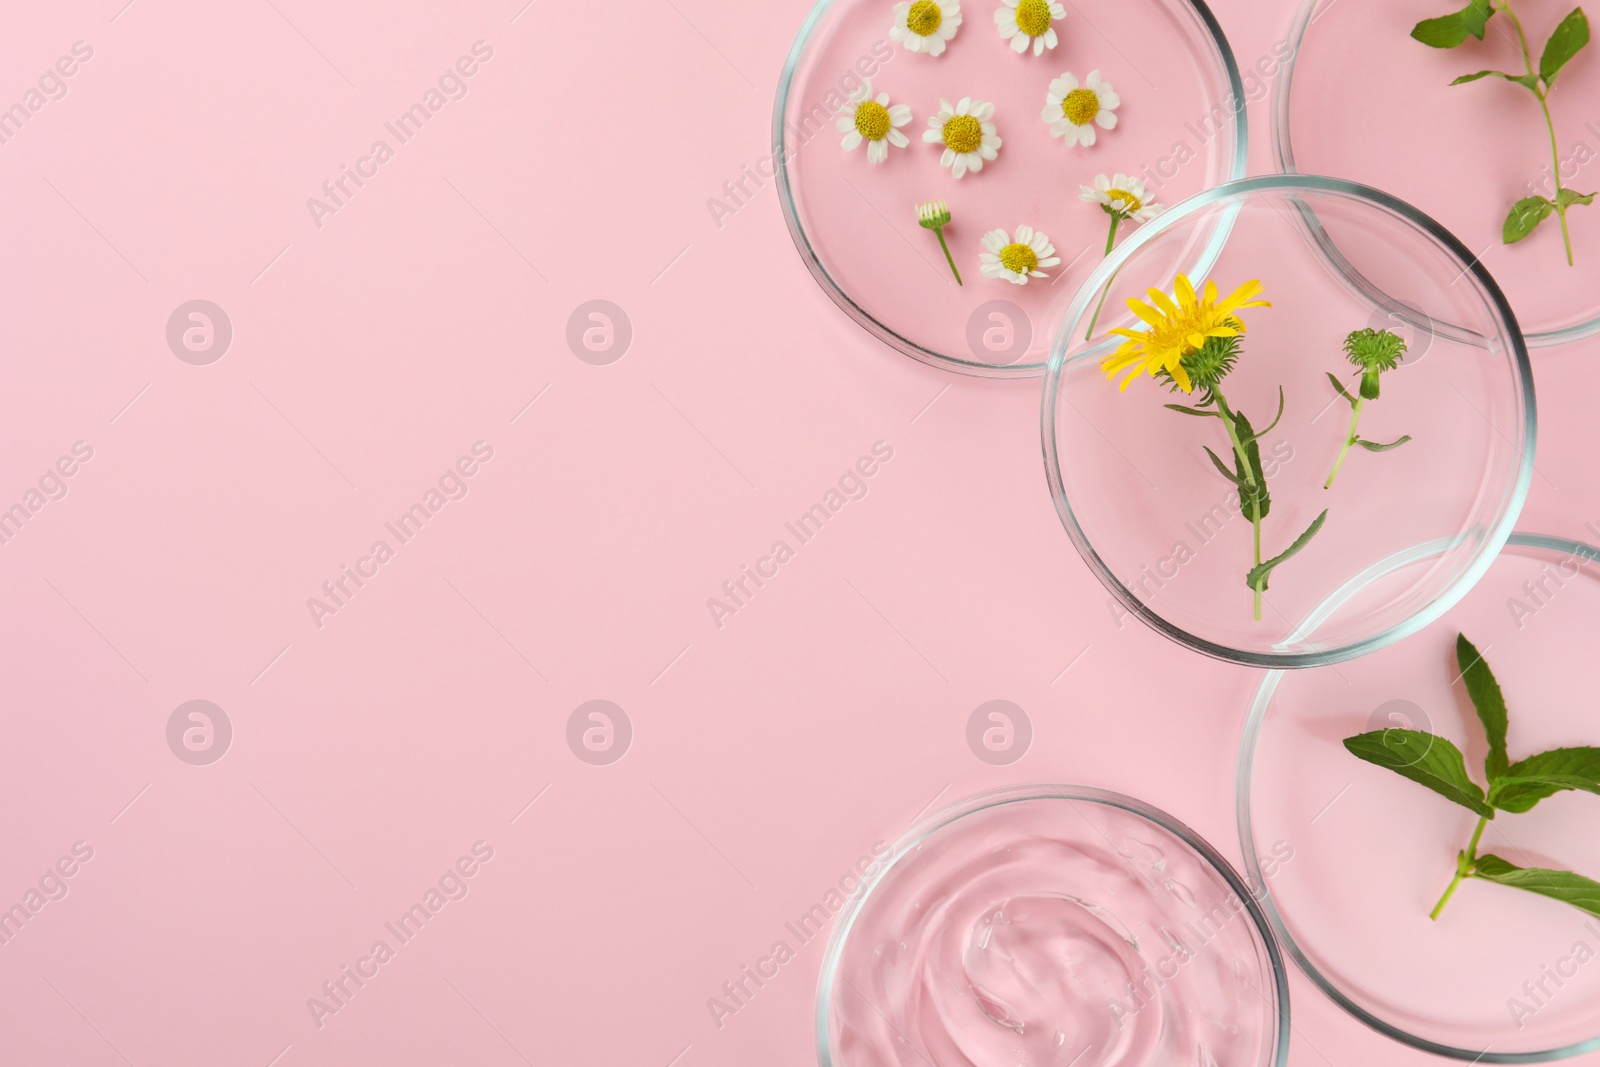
[999,242,1038,275]
[907,0,942,35]
[854,100,891,140]
[942,114,983,153]
[1062,88,1100,124]
[1107,188,1142,212]
[1016,0,1052,36]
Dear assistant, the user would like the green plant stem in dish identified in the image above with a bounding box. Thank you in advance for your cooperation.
[1324,328,1411,489]
[1414,0,1593,264]
[1344,633,1600,922]
[1083,215,1121,341]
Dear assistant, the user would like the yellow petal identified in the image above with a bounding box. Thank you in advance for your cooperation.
[1148,289,1181,319]
[1174,274,1197,307]
[1127,300,1165,327]
[1169,358,1193,393]
[1201,279,1219,306]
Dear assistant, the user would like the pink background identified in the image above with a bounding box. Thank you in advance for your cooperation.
[0,1,1597,1066]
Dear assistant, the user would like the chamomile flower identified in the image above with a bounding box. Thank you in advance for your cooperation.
[923,97,1001,178]
[1043,70,1119,147]
[1080,173,1163,223]
[979,225,1060,284]
[995,0,1065,55]
[891,0,963,56]
[837,80,913,163]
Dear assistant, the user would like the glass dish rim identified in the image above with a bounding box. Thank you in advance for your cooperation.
[1271,0,1600,350]
[1234,532,1600,1062]
[772,0,1251,380]
[814,781,1292,1067]
[1038,173,1537,670]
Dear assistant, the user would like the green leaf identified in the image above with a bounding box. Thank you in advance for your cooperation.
[1465,0,1493,37]
[1246,508,1328,592]
[1230,409,1271,521]
[1541,8,1591,84]
[1451,69,1541,89]
[1242,387,1287,443]
[1414,10,1472,46]
[1457,634,1509,780]
[1504,196,1555,243]
[1203,446,1244,485]
[1343,729,1496,817]
[1558,188,1597,209]
[1164,403,1219,417]
[1355,434,1413,452]
[1490,746,1600,812]
[1326,372,1355,406]
[1473,854,1600,918]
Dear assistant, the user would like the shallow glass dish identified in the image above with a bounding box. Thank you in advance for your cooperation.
[817,784,1290,1067]
[774,0,1247,378]
[1275,0,1600,347]
[1238,533,1600,1059]
[1041,175,1535,668]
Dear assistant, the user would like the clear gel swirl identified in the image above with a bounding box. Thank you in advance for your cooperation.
[828,798,1278,1067]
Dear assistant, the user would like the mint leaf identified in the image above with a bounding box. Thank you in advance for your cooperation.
[1356,434,1413,452]
[1451,69,1540,89]
[1558,188,1597,209]
[1540,8,1591,84]
[1457,634,1509,780]
[1504,196,1555,242]
[1247,509,1327,593]
[1414,10,1471,46]
[1473,854,1600,918]
[1491,746,1600,812]
[1344,729,1495,817]
[1465,0,1493,37]
[1326,372,1355,406]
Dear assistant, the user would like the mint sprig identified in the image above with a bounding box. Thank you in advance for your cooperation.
[1343,633,1600,920]
[1415,2,1593,265]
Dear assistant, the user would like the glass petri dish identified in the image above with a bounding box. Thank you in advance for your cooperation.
[774,0,1248,378]
[1275,0,1600,347]
[1041,175,1535,669]
[817,784,1290,1067]
[1237,533,1600,1059]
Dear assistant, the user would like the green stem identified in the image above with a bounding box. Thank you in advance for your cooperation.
[1083,215,1123,340]
[1213,387,1264,621]
[1324,396,1365,489]
[935,228,962,285]
[1501,0,1576,265]
[1430,815,1489,921]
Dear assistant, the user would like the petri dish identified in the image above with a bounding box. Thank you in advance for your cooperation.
[775,0,1248,377]
[1275,0,1600,347]
[818,784,1290,1067]
[1041,175,1534,668]
[1238,533,1600,1059]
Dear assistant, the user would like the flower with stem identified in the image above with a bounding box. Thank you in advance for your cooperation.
[1413,1,1593,264]
[837,80,914,163]
[1079,173,1164,339]
[1324,327,1412,489]
[978,225,1060,284]
[917,200,962,284]
[1101,275,1327,620]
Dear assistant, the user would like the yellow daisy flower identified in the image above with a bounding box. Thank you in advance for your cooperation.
[1101,275,1270,393]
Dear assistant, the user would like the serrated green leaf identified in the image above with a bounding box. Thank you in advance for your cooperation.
[1558,188,1597,209]
[1246,508,1327,592]
[1541,8,1591,84]
[1344,729,1495,817]
[1490,746,1600,812]
[1164,403,1219,417]
[1414,10,1471,47]
[1230,409,1271,521]
[1457,634,1509,780]
[1504,196,1555,243]
[1355,434,1413,452]
[1473,854,1600,918]
[1326,372,1356,406]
